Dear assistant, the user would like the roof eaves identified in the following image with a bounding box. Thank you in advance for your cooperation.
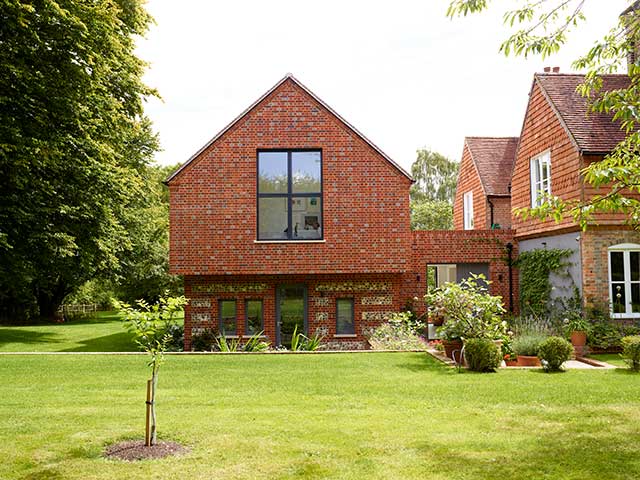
[288,74,413,181]
[463,138,489,196]
[534,74,583,154]
[165,73,413,184]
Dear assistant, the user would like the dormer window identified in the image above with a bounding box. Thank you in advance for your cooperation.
[257,150,322,240]
[530,151,551,207]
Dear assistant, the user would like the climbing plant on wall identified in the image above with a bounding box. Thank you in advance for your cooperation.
[516,248,573,316]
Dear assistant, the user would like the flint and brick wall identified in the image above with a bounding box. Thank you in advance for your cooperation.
[184,273,405,350]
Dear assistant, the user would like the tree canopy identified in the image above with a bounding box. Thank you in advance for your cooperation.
[409,149,458,230]
[447,0,640,228]
[0,0,159,320]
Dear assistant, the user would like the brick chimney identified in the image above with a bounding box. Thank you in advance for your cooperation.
[543,67,560,73]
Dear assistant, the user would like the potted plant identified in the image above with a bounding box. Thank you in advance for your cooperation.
[504,353,518,367]
[564,316,590,349]
[512,334,545,367]
[426,274,507,364]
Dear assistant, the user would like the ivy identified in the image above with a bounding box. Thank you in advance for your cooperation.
[516,248,573,316]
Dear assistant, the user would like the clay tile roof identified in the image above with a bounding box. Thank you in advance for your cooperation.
[535,73,631,154]
[465,137,519,196]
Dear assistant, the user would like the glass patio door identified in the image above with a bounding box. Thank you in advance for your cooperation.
[276,285,307,348]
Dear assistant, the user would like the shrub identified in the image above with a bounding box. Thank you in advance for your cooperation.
[538,336,573,372]
[464,338,502,372]
[621,336,640,371]
[367,315,426,351]
[512,334,546,356]
[165,324,184,352]
[427,274,506,341]
[243,332,270,352]
[191,329,217,351]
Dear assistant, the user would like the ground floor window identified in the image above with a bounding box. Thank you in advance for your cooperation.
[219,299,237,335]
[609,244,640,317]
[336,298,355,335]
[245,300,263,335]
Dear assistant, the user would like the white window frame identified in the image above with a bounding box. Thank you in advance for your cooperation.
[608,243,640,318]
[463,191,474,230]
[530,150,551,207]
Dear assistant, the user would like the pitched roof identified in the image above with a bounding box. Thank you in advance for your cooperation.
[465,137,519,196]
[535,73,631,154]
[166,74,412,183]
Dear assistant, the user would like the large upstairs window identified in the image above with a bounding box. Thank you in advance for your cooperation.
[530,151,551,207]
[257,150,322,240]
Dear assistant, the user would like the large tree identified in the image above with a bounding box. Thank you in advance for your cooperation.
[0,0,158,320]
[447,1,640,228]
[409,149,458,230]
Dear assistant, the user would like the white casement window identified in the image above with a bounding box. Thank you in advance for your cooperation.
[530,151,551,207]
[463,191,474,230]
[608,244,640,318]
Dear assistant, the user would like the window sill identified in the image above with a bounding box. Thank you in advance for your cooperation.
[241,335,268,339]
[334,334,357,338]
[254,240,326,244]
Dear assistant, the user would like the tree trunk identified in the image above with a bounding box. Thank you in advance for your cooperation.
[150,370,158,445]
[35,281,69,321]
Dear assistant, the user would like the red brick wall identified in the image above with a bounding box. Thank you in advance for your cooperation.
[168,79,412,276]
[511,81,582,238]
[454,143,486,230]
[581,227,640,309]
[183,273,405,350]
[408,230,518,315]
[487,196,512,229]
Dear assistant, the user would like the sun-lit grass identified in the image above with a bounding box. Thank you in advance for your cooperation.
[591,353,627,368]
[0,311,183,352]
[1,353,639,479]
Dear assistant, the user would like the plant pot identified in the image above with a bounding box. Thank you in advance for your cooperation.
[570,330,587,347]
[442,339,463,363]
[430,314,444,326]
[505,359,518,367]
[517,355,541,367]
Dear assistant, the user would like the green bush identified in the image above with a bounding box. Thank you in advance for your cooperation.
[165,324,184,352]
[512,334,546,356]
[463,338,502,372]
[191,329,217,351]
[367,317,426,351]
[621,336,640,371]
[538,336,573,372]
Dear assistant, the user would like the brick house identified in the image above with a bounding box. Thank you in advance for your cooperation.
[455,72,640,318]
[167,74,515,349]
[453,137,518,231]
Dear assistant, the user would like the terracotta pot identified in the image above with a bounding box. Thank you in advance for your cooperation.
[442,339,463,363]
[430,314,444,326]
[505,359,518,367]
[517,355,541,367]
[570,331,587,347]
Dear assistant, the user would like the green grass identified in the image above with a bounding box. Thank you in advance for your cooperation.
[0,311,178,352]
[1,353,639,479]
[591,353,627,368]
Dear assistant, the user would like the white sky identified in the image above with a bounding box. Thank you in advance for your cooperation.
[136,0,629,172]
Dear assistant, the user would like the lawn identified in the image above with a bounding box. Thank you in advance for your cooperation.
[591,353,627,368]
[0,311,181,352]
[1,353,639,480]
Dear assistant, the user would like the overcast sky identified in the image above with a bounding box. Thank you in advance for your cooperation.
[136,1,629,172]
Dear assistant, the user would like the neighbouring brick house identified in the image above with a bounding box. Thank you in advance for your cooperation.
[453,137,518,231]
[167,74,515,349]
[455,71,640,318]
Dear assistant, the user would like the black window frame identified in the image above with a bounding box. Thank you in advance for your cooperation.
[244,299,264,336]
[218,299,237,336]
[257,149,323,241]
[336,298,355,335]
